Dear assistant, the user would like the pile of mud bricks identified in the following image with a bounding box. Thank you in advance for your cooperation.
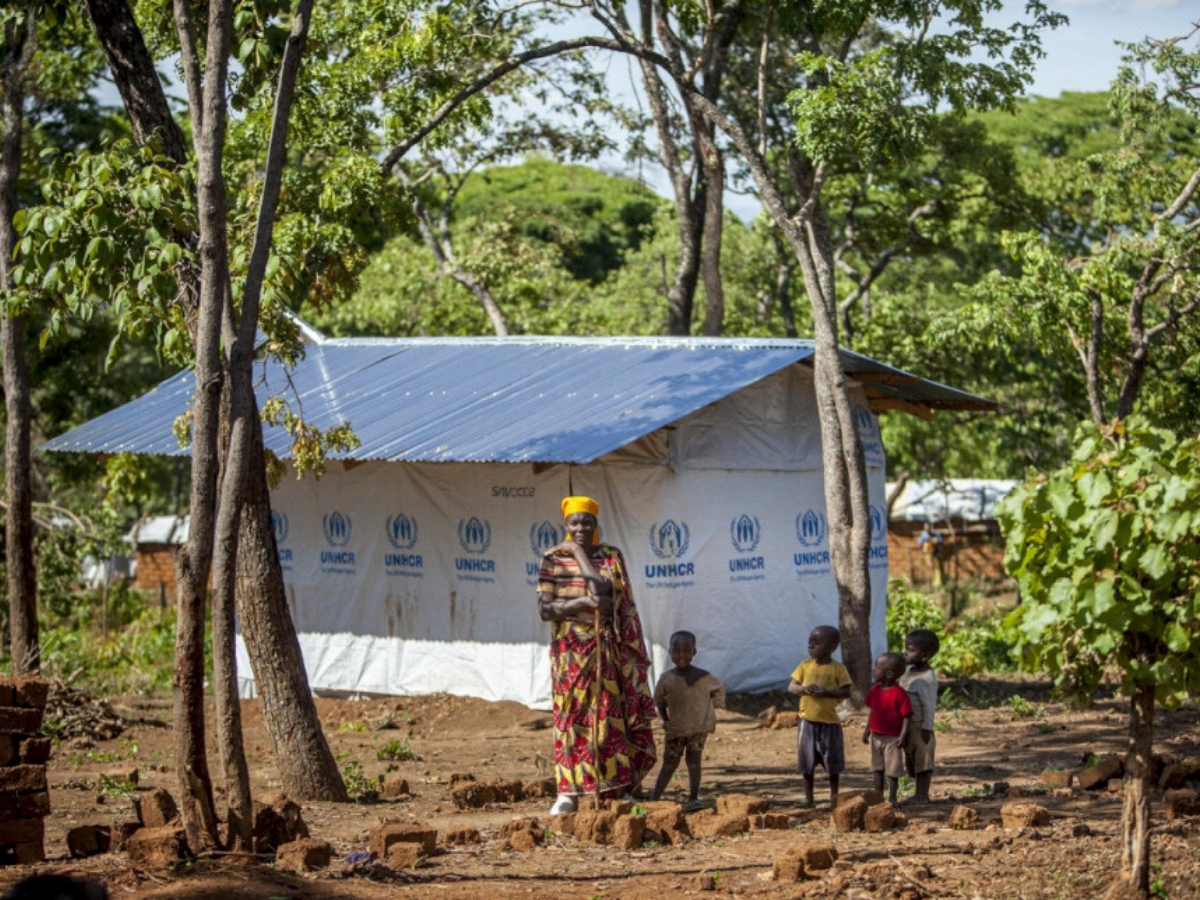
[0,675,51,866]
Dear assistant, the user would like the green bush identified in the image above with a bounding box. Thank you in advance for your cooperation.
[38,606,188,696]
[938,609,1022,678]
[885,580,945,652]
[886,579,1020,678]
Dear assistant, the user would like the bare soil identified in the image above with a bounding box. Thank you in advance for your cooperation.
[5,681,1200,899]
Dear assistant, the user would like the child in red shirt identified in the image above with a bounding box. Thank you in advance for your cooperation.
[861,652,913,803]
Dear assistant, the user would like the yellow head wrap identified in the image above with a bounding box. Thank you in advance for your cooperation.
[561,495,601,543]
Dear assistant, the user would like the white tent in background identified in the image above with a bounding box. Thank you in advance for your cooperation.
[43,331,995,709]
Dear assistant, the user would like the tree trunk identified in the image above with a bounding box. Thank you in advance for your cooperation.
[236,402,349,800]
[696,134,726,337]
[83,0,190,165]
[1,12,37,674]
[170,0,237,851]
[211,380,252,849]
[1110,681,1155,899]
[212,0,345,808]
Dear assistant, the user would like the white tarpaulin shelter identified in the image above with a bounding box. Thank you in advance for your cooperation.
[42,333,995,709]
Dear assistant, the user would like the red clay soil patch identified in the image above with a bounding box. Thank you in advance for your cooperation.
[2,691,1199,898]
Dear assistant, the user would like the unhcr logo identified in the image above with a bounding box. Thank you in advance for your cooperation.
[730,514,761,553]
[869,504,889,569]
[794,509,830,573]
[272,510,289,544]
[529,520,561,557]
[650,519,690,559]
[456,516,496,581]
[458,517,492,554]
[646,519,694,581]
[852,404,877,438]
[527,520,563,578]
[729,514,765,581]
[320,511,355,572]
[385,513,422,576]
[386,513,418,550]
[854,404,885,464]
[273,510,292,570]
[795,509,826,548]
[323,511,352,547]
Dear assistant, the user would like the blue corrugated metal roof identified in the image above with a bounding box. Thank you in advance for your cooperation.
[40,335,995,464]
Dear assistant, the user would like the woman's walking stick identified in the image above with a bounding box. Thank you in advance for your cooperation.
[592,605,603,802]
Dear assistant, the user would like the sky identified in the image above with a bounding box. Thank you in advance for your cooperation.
[1028,0,1196,96]
[602,0,1199,218]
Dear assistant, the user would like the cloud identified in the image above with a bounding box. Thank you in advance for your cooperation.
[1123,0,1184,9]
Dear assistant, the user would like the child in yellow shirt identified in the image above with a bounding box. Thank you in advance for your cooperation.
[787,625,852,807]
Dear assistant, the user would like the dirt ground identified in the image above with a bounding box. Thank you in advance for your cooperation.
[4,681,1200,899]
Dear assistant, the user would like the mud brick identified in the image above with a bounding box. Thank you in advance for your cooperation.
[1159,764,1187,791]
[0,795,14,820]
[949,805,979,830]
[606,799,634,816]
[380,774,409,798]
[451,781,495,809]
[717,793,771,816]
[0,735,15,766]
[506,828,541,852]
[1041,769,1072,788]
[125,826,188,868]
[492,779,525,803]
[1164,789,1200,820]
[498,817,542,840]
[135,787,179,828]
[1001,803,1050,829]
[749,812,791,830]
[550,812,576,835]
[0,707,44,735]
[17,737,51,765]
[834,789,885,809]
[67,825,109,858]
[522,777,556,799]
[108,822,141,852]
[612,815,645,850]
[16,791,50,819]
[0,816,45,845]
[251,796,309,854]
[447,773,476,791]
[793,840,839,871]
[275,838,332,872]
[689,812,747,838]
[864,803,898,832]
[369,821,437,857]
[0,679,14,706]
[644,802,686,833]
[1078,756,1123,790]
[385,842,424,868]
[0,764,47,793]
[773,849,807,883]
[443,825,481,845]
[11,841,46,865]
[12,677,49,710]
[573,809,618,844]
[831,794,868,832]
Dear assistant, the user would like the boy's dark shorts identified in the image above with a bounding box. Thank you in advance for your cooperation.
[796,719,845,776]
[663,733,708,766]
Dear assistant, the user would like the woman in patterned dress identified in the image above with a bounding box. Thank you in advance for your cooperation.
[537,496,657,815]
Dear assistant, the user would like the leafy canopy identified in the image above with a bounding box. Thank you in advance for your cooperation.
[997,417,1200,703]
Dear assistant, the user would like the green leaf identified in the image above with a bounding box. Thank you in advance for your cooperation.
[1139,544,1170,581]
[1164,622,1192,653]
